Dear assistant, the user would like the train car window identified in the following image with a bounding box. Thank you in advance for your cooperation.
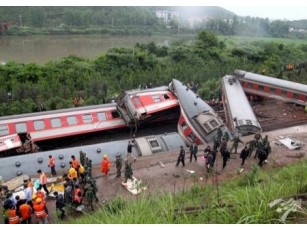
[149,139,160,148]
[34,120,45,130]
[97,112,107,121]
[51,118,62,128]
[202,122,212,133]
[180,121,188,131]
[152,95,161,103]
[246,120,252,125]
[67,116,77,126]
[270,87,275,94]
[0,125,9,136]
[111,111,120,119]
[163,94,170,100]
[15,123,27,133]
[258,85,264,91]
[188,132,196,143]
[248,82,253,88]
[293,93,299,99]
[82,114,92,123]
[209,119,219,128]
[281,90,287,96]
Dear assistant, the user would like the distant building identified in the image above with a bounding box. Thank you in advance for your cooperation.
[155,10,179,23]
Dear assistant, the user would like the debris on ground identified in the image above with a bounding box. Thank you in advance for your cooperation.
[279,137,304,150]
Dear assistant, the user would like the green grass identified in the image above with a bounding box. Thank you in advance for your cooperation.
[61,160,307,224]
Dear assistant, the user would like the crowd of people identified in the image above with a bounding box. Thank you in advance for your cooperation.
[176,128,272,174]
[1,140,136,224]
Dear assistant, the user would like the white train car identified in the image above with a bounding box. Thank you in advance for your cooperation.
[221,75,262,136]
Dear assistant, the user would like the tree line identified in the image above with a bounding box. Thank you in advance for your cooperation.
[0,6,307,38]
[1,30,307,116]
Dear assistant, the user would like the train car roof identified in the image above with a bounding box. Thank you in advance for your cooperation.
[222,75,258,122]
[234,70,307,94]
[123,86,171,96]
[170,79,212,118]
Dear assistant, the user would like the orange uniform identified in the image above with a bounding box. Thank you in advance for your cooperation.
[101,157,110,175]
[19,203,32,220]
[7,209,20,224]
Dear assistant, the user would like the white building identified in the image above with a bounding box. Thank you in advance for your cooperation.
[155,10,179,23]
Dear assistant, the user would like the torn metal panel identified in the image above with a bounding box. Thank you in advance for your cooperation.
[278,137,303,150]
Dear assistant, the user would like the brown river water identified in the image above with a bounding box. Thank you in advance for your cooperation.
[0,34,194,65]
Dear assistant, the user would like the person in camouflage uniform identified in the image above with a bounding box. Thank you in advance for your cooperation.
[230,136,244,154]
[85,185,95,211]
[124,160,133,183]
[79,151,86,166]
[246,139,257,157]
[115,153,123,178]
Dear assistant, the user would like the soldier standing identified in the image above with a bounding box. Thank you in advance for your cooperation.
[115,153,123,178]
[85,185,95,211]
[124,160,133,183]
[231,136,244,154]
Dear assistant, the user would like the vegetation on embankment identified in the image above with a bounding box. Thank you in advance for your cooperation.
[1,30,307,116]
[61,161,307,224]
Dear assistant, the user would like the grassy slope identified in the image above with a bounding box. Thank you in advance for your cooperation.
[59,161,307,224]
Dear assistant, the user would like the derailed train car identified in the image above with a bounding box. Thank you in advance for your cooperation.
[221,75,262,136]
[234,69,307,106]
[169,79,232,146]
[0,132,185,181]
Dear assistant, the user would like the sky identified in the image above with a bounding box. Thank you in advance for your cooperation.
[5,0,307,21]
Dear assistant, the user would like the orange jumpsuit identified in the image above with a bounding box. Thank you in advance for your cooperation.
[101,158,110,175]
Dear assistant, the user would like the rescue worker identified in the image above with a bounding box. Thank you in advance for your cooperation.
[79,150,86,166]
[246,139,257,157]
[73,184,82,207]
[115,153,123,178]
[101,154,111,176]
[124,160,133,183]
[33,187,45,205]
[240,146,249,166]
[85,185,95,211]
[54,191,65,220]
[257,147,267,167]
[189,142,198,162]
[37,169,49,196]
[175,146,185,167]
[48,155,57,176]
[127,140,137,161]
[19,201,32,224]
[230,136,244,154]
[222,149,231,169]
[77,164,85,184]
[33,197,48,224]
[6,205,20,224]
[71,155,79,172]
[68,164,78,180]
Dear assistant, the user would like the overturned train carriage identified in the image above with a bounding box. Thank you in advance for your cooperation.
[0,132,185,181]
[116,86,180,127]
[221,75,261,136]
[169,79,232,146]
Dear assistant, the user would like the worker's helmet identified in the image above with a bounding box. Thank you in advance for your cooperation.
[116,153,121,158]
[103,154,108,159]
[36,198,42,203]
